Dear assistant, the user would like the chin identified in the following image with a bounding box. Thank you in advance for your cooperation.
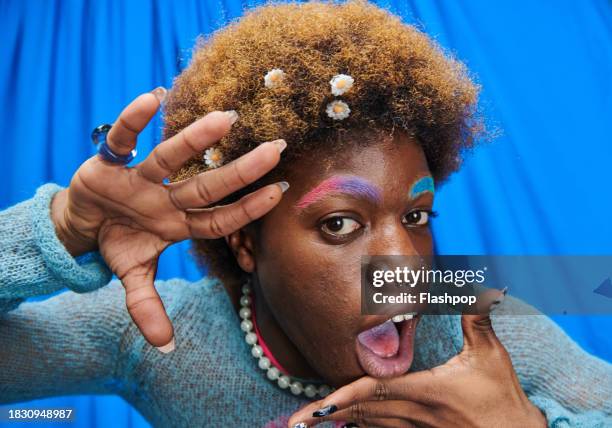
[303,340,367,388]
[315,357,367,388]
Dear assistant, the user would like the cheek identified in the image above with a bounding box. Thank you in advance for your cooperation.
[414,228,434,254]
[256,228,362,343]
[258,234,361,320]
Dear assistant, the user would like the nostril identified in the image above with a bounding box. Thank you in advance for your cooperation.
[364,258,396,287]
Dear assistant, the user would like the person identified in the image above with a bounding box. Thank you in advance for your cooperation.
[1,1,610,427]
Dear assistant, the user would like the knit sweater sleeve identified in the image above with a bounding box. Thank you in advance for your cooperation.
[0,183,130,401]
[0,280,134,402]
[492,300,612,427]
[0,183,112,314]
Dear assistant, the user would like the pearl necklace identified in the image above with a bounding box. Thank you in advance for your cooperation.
[239,280,334,399]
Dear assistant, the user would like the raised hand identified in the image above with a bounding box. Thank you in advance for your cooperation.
[288,311,546,428]
[51,88,287,352]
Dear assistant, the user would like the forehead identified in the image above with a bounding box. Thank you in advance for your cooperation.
[288,133,431,196]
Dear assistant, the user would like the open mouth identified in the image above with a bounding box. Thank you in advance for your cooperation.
[355,312,419,378]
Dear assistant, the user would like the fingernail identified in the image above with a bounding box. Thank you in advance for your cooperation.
[268,138,287,153]
[156,337,175,354]
[151,86,167,103]
[277,181,290,193]
[224,110,239,125]
[342,423,359,428]
[313,404,338,417]
[293,423,308,428]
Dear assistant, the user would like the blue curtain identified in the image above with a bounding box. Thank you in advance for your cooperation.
[1,0,610,426]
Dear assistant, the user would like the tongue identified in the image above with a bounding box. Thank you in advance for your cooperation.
[357,320,400,358]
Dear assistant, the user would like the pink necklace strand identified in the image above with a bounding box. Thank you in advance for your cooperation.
[238,280,333,398]
[250,289,291,375]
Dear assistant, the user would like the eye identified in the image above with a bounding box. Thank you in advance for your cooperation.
[403,210,436,227]
[320,216,362,237]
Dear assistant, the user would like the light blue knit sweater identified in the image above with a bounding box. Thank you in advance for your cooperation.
[0,183,611,428]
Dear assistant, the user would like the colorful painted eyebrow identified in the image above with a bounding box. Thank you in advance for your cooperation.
[409,175,435,199]
[295,175,382,210]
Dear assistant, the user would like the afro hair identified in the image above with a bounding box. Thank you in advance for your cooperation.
[163,0,484,283]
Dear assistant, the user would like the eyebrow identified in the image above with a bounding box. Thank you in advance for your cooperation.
[408,175,435,200]
[295,175,382,210]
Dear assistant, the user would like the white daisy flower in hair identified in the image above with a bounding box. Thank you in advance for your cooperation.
[264,68,286,89]
[329,74,354,96]
[203,147,224,168]
[326,100,351,120]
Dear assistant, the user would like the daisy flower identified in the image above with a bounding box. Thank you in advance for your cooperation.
[203,147,224,168]
[326,100,351,120]
[264,68,286,89]
[329,74,354,96]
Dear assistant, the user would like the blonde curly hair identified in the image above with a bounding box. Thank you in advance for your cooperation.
[164,0,484,283]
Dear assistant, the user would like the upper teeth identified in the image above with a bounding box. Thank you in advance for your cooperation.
[391,313,417,323]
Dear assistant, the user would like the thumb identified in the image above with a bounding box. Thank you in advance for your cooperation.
[121,263,175,353]
[461,313,498,351]
[461,287,506,351]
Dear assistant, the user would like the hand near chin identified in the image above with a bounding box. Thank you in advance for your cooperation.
[51,89,287,351]
[288,313,547,428]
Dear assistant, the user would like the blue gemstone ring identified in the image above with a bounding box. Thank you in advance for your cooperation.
[91,123,137,165]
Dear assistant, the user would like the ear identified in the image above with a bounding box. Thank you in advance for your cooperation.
[225,228,256,273]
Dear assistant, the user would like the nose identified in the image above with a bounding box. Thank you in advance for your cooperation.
[367,219,421,257]
[362,220,432,316]
[365,217,433,285]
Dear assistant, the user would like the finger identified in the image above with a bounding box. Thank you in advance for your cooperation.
[183,182,288,239]
[288,373,435,427]
[473,286,507,314]
[292,400,430,427]
[461,311,503,352]
[167,139,286,209]
[106,88,166,156]
[136,110,239,183]
[121,265,175,352]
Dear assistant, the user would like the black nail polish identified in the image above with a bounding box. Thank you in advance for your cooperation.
[312,404,338,417]
[342,423,359,428]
